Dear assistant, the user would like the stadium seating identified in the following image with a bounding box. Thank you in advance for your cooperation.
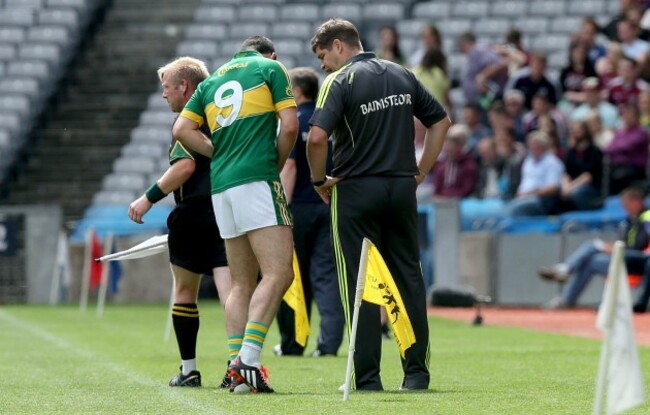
[80,0,622,240]
[0,0,100,182]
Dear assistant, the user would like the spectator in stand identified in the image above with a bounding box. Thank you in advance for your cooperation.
[487,101,511,135]
[505,131,564,216]
[539,185,650,309]
[638,89,650,127]
[585,110,616,150]
[571,77,620,130]
[559,41,597,106]
[523,93,568,140]
[595,42,624,87]
[512,53,558,109]
[474,137,503,199]
[493,28,530,76]
[607,55,648,106]
[580,17,607,66]
[605,103,649,194]
[458,31,508,107]
[408,24,443,68]
[461,103,492,149]
[561,120,604,211]
[503,89,527,142]
[537,114,565,159]
[625,5,650,41]
[617,19,650,62]
[432,125,478,198]
[603,0,642,41]
[637,50,650,82]
[376,25,405,66]
[412,46,451,111]
[495,128,525,200]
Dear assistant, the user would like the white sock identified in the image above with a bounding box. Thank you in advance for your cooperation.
[557,263,569,274]
[239,343,262,368]
[182,359,197,375]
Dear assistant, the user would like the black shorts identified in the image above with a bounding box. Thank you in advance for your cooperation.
[167,200,227,274]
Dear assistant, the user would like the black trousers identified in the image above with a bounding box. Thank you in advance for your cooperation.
[276,203,345,355]
[635,260,650,311]
[332,176,430,390]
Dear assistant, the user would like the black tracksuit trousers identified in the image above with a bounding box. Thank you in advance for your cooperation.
[331,176,430,390]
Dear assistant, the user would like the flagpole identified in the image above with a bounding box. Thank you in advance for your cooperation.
[50,230,65,305]
[79,228,93,313]
[593,241,624,415]
[96,236,168,262]
[343,238,371,401]
[96,233,113,318]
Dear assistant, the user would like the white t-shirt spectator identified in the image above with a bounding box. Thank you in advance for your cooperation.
[517,151,565,194]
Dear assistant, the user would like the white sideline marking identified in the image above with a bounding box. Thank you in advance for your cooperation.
[0,310,222,414]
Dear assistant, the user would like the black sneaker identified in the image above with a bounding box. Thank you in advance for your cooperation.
[399,378,428,391]
[219,360,231,389]
[169,366,201,387]
[227,357,274,393]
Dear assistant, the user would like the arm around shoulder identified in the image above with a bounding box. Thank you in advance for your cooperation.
[172,117,213,158]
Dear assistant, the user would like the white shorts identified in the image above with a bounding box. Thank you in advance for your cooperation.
[211,180,293,239]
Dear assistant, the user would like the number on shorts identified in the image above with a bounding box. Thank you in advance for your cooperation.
[213,80,243,128]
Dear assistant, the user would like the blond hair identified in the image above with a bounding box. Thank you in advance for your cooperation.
[526,130,550,148]
[157,56,209,88]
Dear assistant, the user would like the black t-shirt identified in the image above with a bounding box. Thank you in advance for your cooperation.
[564,143,603,189]
[290,102,334,204]
[513,75,558,109]
[169,120,212,204]
[559,64,596,94]
[309,52,447,178]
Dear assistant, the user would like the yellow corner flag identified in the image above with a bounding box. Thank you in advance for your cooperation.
[282,250,310,347]
[362,240,416,358]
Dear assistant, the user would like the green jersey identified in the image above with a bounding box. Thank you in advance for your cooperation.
[180,50,296,194]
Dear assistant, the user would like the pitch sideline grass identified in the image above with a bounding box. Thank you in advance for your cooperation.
[0,304,648,414]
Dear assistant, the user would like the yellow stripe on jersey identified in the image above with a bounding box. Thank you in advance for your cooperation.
[316,63,351,109]
[179,109,204,127]
[316,73,337,109]
[173,141,195,161]
[204,83,277,133]
[275,97,297,112]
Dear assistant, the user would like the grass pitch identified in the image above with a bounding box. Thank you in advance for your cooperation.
[1,303,649,414]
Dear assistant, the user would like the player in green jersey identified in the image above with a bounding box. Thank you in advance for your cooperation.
[173,36,298,393]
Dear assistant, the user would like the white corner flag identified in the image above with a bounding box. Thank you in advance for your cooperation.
[95,234,168,262]
[593,241,646,415]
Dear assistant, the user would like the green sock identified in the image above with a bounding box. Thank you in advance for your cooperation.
[239,321,269,367]
[228,334,243,361]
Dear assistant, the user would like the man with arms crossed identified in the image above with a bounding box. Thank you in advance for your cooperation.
[307,19,451,391]
[128,57,231,387]
[173,36,298,393]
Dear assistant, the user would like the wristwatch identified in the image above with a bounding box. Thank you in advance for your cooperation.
[311,177,327,187]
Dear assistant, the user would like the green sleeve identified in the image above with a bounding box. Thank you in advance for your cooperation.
[169,141,195,164]
[265,60,296,111]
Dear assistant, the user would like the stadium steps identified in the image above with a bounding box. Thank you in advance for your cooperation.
[1,0,202,223]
